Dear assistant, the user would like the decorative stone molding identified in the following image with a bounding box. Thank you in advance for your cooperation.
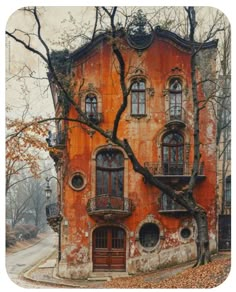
[69,171,87,191]
[135,215,164,254]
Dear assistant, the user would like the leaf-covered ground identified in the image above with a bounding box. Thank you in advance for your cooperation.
[104,254,231,289]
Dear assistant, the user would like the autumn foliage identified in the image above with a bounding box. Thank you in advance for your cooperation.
[6,114,49,193]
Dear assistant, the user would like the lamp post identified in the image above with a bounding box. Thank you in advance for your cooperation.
[45,176,62,262]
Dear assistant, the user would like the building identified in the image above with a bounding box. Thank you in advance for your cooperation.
[46,14,218,279]
[216,74,231,251]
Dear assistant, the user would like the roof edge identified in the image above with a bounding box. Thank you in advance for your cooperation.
[70,26,218,61]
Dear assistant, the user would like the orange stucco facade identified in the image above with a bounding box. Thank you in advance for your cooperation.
[48,27,217,279]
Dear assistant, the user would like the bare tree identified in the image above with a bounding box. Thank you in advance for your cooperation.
[6,182,32,228]
[6,6,228,266]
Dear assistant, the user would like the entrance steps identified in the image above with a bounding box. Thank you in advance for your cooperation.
[88,271,129,281]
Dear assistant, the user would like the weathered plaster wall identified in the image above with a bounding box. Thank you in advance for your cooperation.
[56,33,217,279]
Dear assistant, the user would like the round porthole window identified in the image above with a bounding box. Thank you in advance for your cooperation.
[70,172,86,191]
[126,10,153,50]
[180,227,191,239]
[139,223,160,248]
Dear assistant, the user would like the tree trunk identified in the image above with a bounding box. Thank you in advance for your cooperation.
[193,207,211,267]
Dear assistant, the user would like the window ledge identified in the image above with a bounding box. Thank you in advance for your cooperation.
[125,113,151,121]
[131,114,147,118]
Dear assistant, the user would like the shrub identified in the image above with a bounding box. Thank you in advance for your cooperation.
[14,224,39,240]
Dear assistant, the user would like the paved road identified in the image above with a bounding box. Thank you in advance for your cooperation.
[5,233,57,288]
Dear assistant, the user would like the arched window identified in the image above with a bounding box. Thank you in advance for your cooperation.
[169,79,182,120]
[162,132,184,175]
[96,149,124,197]
[139,223,160,248]
[86,94,97,116]
[131,79,146,115]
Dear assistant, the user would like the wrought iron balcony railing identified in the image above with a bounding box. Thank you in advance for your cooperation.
[144,162,205,176]
[86,195,134,219]
[85,112,103,124]
[165,106,186,128]
[46,131,66,148]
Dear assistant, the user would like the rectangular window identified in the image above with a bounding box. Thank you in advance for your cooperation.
[225,177,231,206]
[131,80,146,115]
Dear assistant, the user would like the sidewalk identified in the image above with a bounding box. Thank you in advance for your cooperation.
[23,251,231,288]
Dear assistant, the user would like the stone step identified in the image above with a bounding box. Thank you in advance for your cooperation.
[88,271,129,281]
[87,276,111,281]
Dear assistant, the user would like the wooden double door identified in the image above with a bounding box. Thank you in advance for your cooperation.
[93,226,126,271]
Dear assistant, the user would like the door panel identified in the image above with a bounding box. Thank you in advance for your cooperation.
[93,226,126,271]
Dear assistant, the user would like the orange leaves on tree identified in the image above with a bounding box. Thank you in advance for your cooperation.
[6,115,49,189]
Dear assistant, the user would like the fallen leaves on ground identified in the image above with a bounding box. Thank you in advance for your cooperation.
[104,255,231,289]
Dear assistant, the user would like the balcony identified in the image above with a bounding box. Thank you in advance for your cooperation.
[86,195,134,221]
[85,112,103,125]
[144,162,205,184]
[165,106,186,129]
[45,203,63,233]
[46,131,66,149]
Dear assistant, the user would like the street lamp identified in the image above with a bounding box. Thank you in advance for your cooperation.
[45,176,62,262]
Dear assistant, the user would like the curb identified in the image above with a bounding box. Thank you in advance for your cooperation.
[23,251,87,288]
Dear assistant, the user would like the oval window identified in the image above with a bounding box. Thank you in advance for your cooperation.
[70,172,86,191]
[180,227,191,239]
[139,223,160,248]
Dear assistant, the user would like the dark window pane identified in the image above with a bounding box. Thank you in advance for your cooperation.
[139,223,159,248]
[95,228,107,248]
[96,150,124,196]
[71,174,84,189]
[181,228,191,239]
[225,177,231,206]
[112,228,124,249]
[162,132,184,175]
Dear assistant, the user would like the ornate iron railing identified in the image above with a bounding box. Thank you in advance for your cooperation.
[85,112,103,124]
[144,162,205,176]
[165,106,186,124]
[87,195,133,214]
[46,131,66,147]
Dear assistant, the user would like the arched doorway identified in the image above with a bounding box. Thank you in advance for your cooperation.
[93,226,126,271]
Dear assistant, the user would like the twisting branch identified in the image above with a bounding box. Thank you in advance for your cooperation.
[102,7,129,140]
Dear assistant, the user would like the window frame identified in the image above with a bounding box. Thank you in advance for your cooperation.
[131,79,146,116]
[162,132,184,175]
[169,78,182,120]
[69,172,87,191]
[225,176,231,207]
[85,94,98,116]
[139,223,160,249]
[161,193,184,211]
[96,149,124,197]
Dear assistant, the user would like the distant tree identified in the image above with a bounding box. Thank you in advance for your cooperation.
[6,181,32,228]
